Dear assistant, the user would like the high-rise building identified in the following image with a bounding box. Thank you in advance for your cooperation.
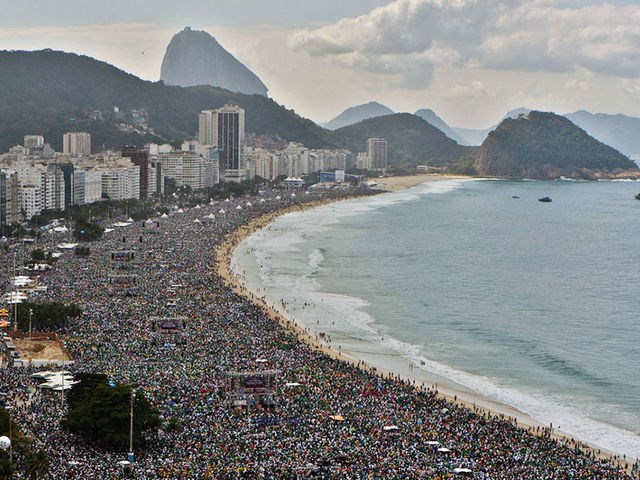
[63,132,91,155]
[100,164,140,200]
[198,105,245,182]
[367,138,388,170]
[122,146,150,199]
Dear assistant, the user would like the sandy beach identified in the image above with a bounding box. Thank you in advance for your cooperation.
[215,175,622,465]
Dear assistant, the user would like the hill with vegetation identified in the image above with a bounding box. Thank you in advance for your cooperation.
[0,50,335,152]
[334,113,473,169]
[473,111,639,179]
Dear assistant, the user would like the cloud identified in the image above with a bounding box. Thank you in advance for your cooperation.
[289,0,640,87]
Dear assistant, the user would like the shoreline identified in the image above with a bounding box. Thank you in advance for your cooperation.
[216,177,626,468]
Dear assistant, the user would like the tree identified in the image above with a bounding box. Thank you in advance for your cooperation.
[74,246,91,257]
[16,302,82,332]
[24,449,49,480]
[73,220,104,242]
[63,379,160,450]
[0,458,14,480]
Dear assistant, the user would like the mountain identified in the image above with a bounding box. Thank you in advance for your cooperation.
[334,113,472,167]
[160,27,268,96]
[564,110,640,158]
[452,108,532,146]
[324,102,395,130]
[473,111,638,179]
[414,108,468,145]
[0,50,334,152]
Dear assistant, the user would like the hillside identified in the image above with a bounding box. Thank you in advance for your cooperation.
[0,50,335,152]
[565,110,640,158]
[334,113,472,167]
[473,111,638,179]
[324,102,394,130]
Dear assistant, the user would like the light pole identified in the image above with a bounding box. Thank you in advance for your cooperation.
[28,308,33,366]
[128,389,136,462]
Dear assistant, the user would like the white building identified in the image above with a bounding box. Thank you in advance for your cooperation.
[63,132,91,155]
[100,164,140,200]
[20,185,42,219]
[83,170,103,204]
[159,152,217,190]
[23,135,45,149]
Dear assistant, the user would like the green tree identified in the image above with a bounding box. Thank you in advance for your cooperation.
[73,220,104,242]
[0,457,14,480]
[16,302,82,332]
[74,246,91,257]
[24,449,49,480]
[63,380,160,450]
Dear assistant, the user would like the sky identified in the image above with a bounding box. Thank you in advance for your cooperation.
[1,0,640,128]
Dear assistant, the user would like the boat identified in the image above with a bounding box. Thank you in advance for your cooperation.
[635,193,640,200]
[512,196,520,199]
[538,196,552,203]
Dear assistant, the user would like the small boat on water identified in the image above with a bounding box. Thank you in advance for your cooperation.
[635,193,640,200]
[512,196,520,199]
[538,196,552,203]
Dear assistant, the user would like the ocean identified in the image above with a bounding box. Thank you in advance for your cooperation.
[231,178,640,459]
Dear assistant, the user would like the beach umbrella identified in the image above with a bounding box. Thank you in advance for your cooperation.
[194,204,201,209]
[236,205,242,210]
[219,209,226,214]
[275,195,281,200]
[259,198,266,203]
[291,193,296,197]
[194,219,201,223]
[245,201,252,207]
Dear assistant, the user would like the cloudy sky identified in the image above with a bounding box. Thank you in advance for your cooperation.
[1,0,639,128]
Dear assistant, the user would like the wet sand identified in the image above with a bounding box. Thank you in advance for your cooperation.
[215,178,623,467]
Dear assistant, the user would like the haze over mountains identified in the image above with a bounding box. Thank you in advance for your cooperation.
[327,103,640,158]
[0,42,637,179]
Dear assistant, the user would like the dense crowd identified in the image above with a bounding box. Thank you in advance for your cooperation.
[1,188,638,479]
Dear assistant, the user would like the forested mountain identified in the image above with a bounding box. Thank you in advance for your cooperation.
[334,113,472,167]
[0,50,334,152]
[473,111,638,179]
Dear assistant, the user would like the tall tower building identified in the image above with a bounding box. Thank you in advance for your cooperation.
[198,105,245,182]
[122,146,150,199]
[63,132,91,155]
[367,138,388,170]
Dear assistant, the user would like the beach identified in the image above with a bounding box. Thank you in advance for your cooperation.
[2,184,636,478]
[221,176,630,466]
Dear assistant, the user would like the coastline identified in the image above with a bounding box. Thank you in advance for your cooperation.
[216,177,625,468]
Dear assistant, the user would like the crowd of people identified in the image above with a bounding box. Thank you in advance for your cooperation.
[1,187,639,479]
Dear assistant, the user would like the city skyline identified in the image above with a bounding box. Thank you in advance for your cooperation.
[0,0,639,128]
